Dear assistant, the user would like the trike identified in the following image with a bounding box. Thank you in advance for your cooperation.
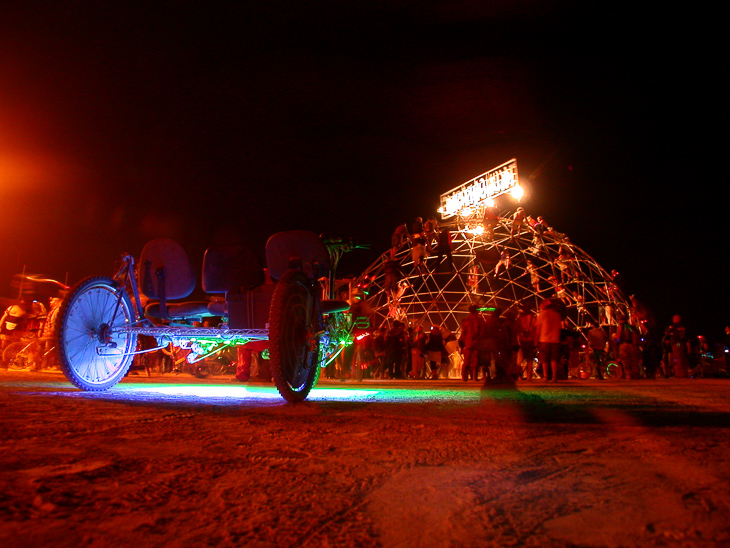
[55,230,365,402]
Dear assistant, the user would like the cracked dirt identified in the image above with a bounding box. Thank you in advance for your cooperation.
[1,372,729,547]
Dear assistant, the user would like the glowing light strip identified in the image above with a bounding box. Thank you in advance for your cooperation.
[105,384,382,402]
[439,159,519,219]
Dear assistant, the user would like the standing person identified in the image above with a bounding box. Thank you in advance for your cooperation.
[482,205,499,239]
[411,233,428,276]
[534,299,563,382]
[510,207,525,239]
[459,304,485,381]
[370,328,386,379]
[383,258,404,306]
[556,246,574,283]
[435,229,454,273]
[409,326,427,379]
[390,223,410,259]
[525,260,540,294]
[660,329,673,378]
[665,315,690,378]
[402,326,414,379]
[480,308,507,382]
[587,321,608,380]
[425,325,446,379]
[423,217,438,253]
[514,303,536,380]
[562,326,581,379]
[236,340,270,382]
[411,217,424,238]
[383,321,407,379]
[494,247,511,278]
[349,292,373,382]
[441,326,461,375]
[640,322,660,379]
[39,296,63,370]
[616,314,641,379]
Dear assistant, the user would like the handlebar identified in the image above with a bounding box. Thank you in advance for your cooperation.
[321,235,370,252]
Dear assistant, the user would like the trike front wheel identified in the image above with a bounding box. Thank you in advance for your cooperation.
[268,270,321,402]
[56,276,138,391]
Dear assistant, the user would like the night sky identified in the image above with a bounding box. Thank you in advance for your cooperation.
[1,3,725,341]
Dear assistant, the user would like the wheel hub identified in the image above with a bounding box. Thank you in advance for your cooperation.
[96,323,116,347]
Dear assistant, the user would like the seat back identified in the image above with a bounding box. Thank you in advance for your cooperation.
[139,239,196,301]
[265,230,330,281]
[202,244,264,293]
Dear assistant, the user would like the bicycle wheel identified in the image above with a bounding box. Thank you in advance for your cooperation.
[604,361,623,380]
[205,359,229,376]
[577,360,592,380]
[4,341,30,370]
[268,269,321,402]
[56,276,138,391]
[192,362,210,378]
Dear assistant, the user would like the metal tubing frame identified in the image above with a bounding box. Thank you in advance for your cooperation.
[102,252,270,363]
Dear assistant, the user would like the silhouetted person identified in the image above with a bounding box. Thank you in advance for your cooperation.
[534,299,562,382]
[459,304,485,381]
[390,223,409,259]
[425,325,446,379]
[514,303,536,380]
[665,315,689,378]
[587,321,608,380]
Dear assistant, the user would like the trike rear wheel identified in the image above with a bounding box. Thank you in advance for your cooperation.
[268,270,321,402]
[56,276,138,391]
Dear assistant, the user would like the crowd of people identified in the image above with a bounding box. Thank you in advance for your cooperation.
[373,207,730,383]
[324,299,730,383]
[1,292,727,383]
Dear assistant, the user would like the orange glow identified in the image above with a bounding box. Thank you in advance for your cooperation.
[0,105,77,193]
[0,150,71,191]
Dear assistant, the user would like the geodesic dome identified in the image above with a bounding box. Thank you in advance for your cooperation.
[355,210,635,338]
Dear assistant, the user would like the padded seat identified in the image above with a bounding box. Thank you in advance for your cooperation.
[202,243,272,329]
[202,244,263,293]
[265,230,330,281]
[265,231,350,316]
[139,238,208,321]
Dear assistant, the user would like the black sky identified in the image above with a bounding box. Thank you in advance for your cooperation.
[0,2,725,340]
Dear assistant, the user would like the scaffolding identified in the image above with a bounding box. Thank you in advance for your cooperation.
[355,210,635,339]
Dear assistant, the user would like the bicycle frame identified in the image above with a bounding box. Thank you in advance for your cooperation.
[102,239,367,367]
[104,253,269,364]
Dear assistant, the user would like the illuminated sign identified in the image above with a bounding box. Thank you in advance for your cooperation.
[439,159,520,219]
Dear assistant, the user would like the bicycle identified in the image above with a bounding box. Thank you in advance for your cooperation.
[576,348,623,380]
[689,351,729,378]
[55,231,367,402]
[2,335,57,371]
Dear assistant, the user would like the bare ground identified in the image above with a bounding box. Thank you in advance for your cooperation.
[1,371,729,547]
